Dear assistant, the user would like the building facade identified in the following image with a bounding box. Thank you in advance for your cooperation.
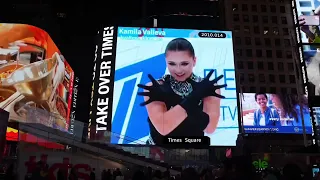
[224,0,302,94]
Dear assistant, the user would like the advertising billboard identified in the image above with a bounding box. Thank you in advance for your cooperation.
[295,0,320,44]
[90,26,238,146]
[241,93,312,134]
[302,45,320,96]
[0,23,74,131]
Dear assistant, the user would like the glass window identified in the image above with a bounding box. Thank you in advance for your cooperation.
[265,38,271,46]
[270,5,276,12]
[276,50,283,58]
[263,27,269,35]
[236,49,242,56]
[256,49,263,57]
[259,74,266,82]
[253,15,259,23]
[247,61,254,69]
[245,37,251,45]
[261,5,267,12]
[279,75,286,83]
[242,4,248,11]
[243,15,249,22]
[288,62,294,71]
[248,73,255,82]
[272,16,278,23]
[284,39,291,47]
[254,26,260,34]
[289,75,296,83]
[252,5,257,12]
[260,87,266,92]
[278,62,284,70]
[232,4,238,11]
[282,28,289,35]
[262,16,269,23]
[270,87,276,93]
[281,17,287,24]
[266,50,272,58]
[280,6,286,13]
[233,14,240,21]
[268,62,274,70]
[273,27,279,35]
[269,74,275,82]
[286,51,292,58]
[246,49,252,57]
[234,25,240,32]
[235,37,241,45]
[275,39,281,46]
[250,86,256,92]
[240,73,245,82]
[244,26,250,33]
[255,38,261,45]
[237,61,244,69]
[258,61,264,70]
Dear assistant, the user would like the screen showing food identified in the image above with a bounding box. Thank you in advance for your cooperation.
[90,26,238,146]
[0,23,74,131]
[241,93,313,134]
[295,0,320,43]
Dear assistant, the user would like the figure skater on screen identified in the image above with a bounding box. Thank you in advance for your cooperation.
[270,94,311,127]
[136,38,226,145]
[253,93,280,127]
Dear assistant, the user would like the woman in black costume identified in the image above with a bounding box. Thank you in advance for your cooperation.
[137,38,226,145]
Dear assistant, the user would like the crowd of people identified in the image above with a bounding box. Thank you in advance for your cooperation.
[121,162,313,180]
[1,159,318,180]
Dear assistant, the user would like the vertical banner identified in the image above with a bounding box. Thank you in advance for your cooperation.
[69,77,79,134]
[89,26,118,141]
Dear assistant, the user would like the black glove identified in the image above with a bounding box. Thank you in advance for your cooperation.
[185,108,210,130]
[137,74,173,106]
[180,70,227,114]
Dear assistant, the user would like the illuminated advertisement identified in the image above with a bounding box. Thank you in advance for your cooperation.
[69,77,79,134]
[295,0,320,44]
[0,24,74,131]
[241,93,312,134]
[302,45,320,96]
[90,26,238,146]
[313,107,320,145]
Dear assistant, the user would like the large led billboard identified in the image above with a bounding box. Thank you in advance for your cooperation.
[0,24,74,132]
[241,93,312,134]
[90,26,238,146]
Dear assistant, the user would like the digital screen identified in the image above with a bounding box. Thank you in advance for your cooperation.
[294,0,320,44]
[302,45,320,96]
[90,26,238,146]
[312,107,320,146]
[313,107,320,125]
[241,93,313,134]
[313,167,320,177]
[0,23,74,132]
